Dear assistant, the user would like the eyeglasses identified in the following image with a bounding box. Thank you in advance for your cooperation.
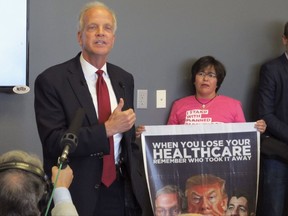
[196,71,217,79]
[155,207,180,216]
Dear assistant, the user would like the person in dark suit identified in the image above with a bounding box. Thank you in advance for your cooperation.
[34,1,152,216]
[257,21,288,216]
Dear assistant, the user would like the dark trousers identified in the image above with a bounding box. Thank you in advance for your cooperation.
[94,166,142,216]
[257,157,288,216]
[96,177,125,216]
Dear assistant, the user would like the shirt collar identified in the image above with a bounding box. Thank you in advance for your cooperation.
[80,53,108,79]
[285,51,288,60]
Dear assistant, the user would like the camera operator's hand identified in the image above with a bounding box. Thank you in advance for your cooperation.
[51,165,74,188]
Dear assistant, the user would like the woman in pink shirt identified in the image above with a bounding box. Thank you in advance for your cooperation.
[136,56,266,136]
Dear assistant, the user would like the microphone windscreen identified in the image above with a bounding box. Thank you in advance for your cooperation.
[67,108,85,135]
[60,108,85,151]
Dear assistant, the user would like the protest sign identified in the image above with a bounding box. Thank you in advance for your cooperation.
[141,123,260,215]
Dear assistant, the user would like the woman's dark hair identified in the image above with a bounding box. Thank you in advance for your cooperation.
[191,56,226,93]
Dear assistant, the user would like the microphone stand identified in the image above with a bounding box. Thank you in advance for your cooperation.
[44,162,64,216]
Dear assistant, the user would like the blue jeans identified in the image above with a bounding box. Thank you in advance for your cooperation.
[257,158,288,216]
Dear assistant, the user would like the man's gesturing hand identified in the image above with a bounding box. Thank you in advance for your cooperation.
[105,98,136,137]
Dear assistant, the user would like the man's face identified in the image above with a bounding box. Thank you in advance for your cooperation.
[186,183,227,216]
[78,6,115,62]
[225,196,249,216]
[155,193,181,216]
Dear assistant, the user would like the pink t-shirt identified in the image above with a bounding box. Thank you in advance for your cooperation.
[167,95,246,125]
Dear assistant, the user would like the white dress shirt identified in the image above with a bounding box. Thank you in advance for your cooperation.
[80,53,123,163]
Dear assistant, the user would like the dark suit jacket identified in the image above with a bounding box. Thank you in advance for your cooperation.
[34,53,153,216]
[258,53,288,143]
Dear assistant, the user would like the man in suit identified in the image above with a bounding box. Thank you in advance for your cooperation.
[257,22,288,216]
[34,1,152,216]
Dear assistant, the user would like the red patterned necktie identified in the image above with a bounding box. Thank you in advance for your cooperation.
[96,70,116,187]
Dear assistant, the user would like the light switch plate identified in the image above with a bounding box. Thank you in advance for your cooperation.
[156,90,166,108]
[137,89,148,109]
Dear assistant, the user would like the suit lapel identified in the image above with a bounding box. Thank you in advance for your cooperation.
[281,53,288,74]
[65,60,128,126]
[107,63,126,105]
[67,56,98,125]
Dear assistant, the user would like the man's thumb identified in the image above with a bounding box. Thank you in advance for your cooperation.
[115,98,124,112]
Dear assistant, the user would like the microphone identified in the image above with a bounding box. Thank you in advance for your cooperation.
[119,82,125,89]
[119,82,126,98]
[58,108,85,167]
[80,80,86,86]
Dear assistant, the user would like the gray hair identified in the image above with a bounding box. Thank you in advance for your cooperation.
[0,150,43,168]
[156,184,186,211]
[77,1,117,33]
[0,150,46,216]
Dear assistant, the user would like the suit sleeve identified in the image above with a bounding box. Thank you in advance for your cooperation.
[258,63,288,143]
[51,202,78,216]
[34,71,109,159]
